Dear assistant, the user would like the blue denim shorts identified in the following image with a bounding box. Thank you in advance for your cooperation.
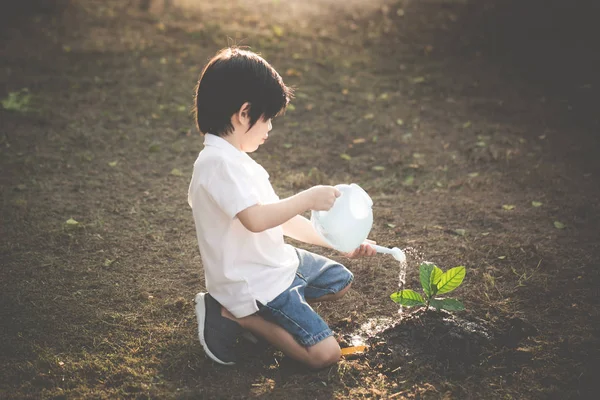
[256,248,353,347]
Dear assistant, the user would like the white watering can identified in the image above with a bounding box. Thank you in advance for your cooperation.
[311,183,406,262]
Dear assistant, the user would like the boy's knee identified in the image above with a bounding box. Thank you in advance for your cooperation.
[307,337,341,369]
[337,282,351,297]
[326,282,351,302]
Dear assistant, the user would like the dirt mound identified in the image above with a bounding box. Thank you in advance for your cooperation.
[363,310,538,377]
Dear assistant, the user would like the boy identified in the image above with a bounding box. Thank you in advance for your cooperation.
[188,47,375,369]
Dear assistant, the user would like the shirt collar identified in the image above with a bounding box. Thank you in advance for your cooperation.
[203,133,249,160]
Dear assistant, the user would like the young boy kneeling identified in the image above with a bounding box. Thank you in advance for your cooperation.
[188,48,375,369]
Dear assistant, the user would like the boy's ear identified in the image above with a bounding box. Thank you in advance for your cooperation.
[235,102,251,126]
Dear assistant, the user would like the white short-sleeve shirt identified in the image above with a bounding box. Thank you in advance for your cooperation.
[188,134,299,318]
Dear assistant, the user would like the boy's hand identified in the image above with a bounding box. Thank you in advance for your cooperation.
[306,185,341,211]
[345,239,377,258]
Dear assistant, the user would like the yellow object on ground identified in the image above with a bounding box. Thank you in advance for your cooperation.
[341,346,368,356]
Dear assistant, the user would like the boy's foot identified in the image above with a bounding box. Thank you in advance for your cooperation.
[194,292,242,365]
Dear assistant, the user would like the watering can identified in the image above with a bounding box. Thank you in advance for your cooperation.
[311,183,406,262]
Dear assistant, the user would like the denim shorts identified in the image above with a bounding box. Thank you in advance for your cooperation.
[256,248,353,347]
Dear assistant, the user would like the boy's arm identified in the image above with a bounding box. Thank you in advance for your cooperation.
[283,214,378,257]
[281,214,332,248]
[237,186,340,233]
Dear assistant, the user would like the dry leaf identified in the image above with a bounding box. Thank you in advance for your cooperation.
[285,68,302,77]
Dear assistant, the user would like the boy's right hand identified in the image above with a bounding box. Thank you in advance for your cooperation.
[305,185,341,211]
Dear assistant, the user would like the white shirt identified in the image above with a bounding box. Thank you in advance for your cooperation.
[188,134,299,318]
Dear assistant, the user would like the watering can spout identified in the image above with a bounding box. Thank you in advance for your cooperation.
[371,245,406,262]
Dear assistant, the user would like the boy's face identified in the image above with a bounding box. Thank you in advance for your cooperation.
[240,117,272,153]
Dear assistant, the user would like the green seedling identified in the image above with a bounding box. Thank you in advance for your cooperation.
[390,262,466,311]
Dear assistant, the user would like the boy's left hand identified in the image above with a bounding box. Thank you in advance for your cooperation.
[345,239,377,258]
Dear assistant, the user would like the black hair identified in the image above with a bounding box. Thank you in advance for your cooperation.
[194,48,293,136]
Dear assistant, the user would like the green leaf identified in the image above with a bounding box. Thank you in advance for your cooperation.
[429,265,443,296]
[2,89,31,112]
[431,266,443,285]
[554,221,565,229]
[390,290,425,307]
[419,262,435,297]
[430,298,442,310]
[283,143,293,149]
[454,228,466,236]
[403,175,414,186]
[65,218,79,226]
[436,266,466,295]
[372,165,386,171]
[148,143,161,153]
[271,25,284,37]
[170,168,184,177]
[430,298,465,311]
[108,161,118,167]
[339,153,352,161]
[532,201,543,207]
[502,204,515,210]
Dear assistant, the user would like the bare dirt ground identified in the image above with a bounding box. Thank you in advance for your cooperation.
[1,0,599,398]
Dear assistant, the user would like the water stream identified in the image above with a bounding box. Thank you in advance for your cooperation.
[397,257,407,318]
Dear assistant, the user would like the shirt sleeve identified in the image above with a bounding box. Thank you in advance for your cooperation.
[205,160,260,219]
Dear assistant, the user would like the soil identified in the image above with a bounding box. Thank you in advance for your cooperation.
[1,0,599,399]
